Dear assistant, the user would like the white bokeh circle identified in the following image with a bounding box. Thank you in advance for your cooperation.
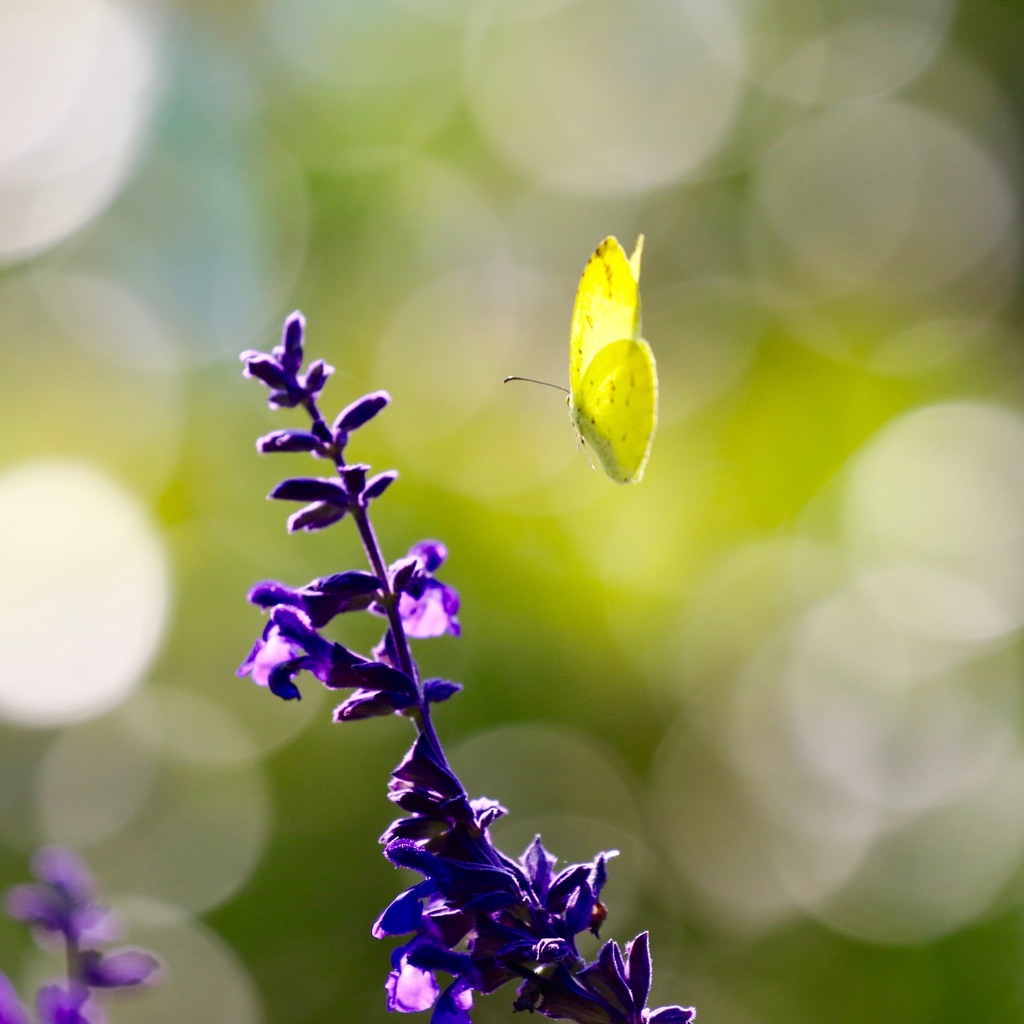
[0,0,162,263]
[466,0,743,194]
[0,460,170,727]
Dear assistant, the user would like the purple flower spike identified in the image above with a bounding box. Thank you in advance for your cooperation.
[237,314,696,1023]
[241,311,334,410]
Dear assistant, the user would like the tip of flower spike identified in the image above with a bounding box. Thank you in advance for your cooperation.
[280,311,306,372]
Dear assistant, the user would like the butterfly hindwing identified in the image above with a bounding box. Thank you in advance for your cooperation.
[571,337,657,484]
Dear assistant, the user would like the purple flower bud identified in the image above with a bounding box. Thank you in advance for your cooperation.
[269,477,349,504]
[333,391,390,437]
[256,429,322,454]
[241,313,333,409]
[246,581,303,611]
[422,679,461,704]
[287,503,347,533]
[364,471,398,501]
[301,358,333,398]
[240,352,291,391]
[80,949,160,988]
[278,311,305,376]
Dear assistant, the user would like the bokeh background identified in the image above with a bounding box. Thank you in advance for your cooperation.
[1,0,1023,1020]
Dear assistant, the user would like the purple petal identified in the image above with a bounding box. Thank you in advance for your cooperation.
[389,556,419,594]
[35,984,95,1024]
[398,581,460,638]
[385,960,439,1014]
[579,941,633,1014]
[469,797,506,830]
[319,645,372,690]
[356,663,417,699]
[0,973,29,1024]
[432,979,474,1024]
[390,735,465,804]
[625,932,652,1010]
[563,881,595,935]
[409,540,446,572]
[530,938,571,963]
[522,836,556,898]
[372,883,429,938]
[4,883,66,935]
[644,1007,697,1023]
[240,629,305,690]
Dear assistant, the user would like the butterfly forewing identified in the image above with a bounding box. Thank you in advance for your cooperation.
[569,237,643,396]
[571,337,657,484]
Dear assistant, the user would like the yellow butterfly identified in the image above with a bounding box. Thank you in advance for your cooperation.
[568,235,657,484]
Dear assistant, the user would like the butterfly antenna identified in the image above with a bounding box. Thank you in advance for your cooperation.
[502,375,569,394]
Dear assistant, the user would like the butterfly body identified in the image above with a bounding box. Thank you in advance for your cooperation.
[568,235,657,484]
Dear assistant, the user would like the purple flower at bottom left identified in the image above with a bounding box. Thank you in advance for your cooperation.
[1,848,160,1024]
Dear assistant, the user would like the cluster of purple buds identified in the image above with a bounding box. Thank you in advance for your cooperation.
[0,848,160,1024]
[239,312,695,1024]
